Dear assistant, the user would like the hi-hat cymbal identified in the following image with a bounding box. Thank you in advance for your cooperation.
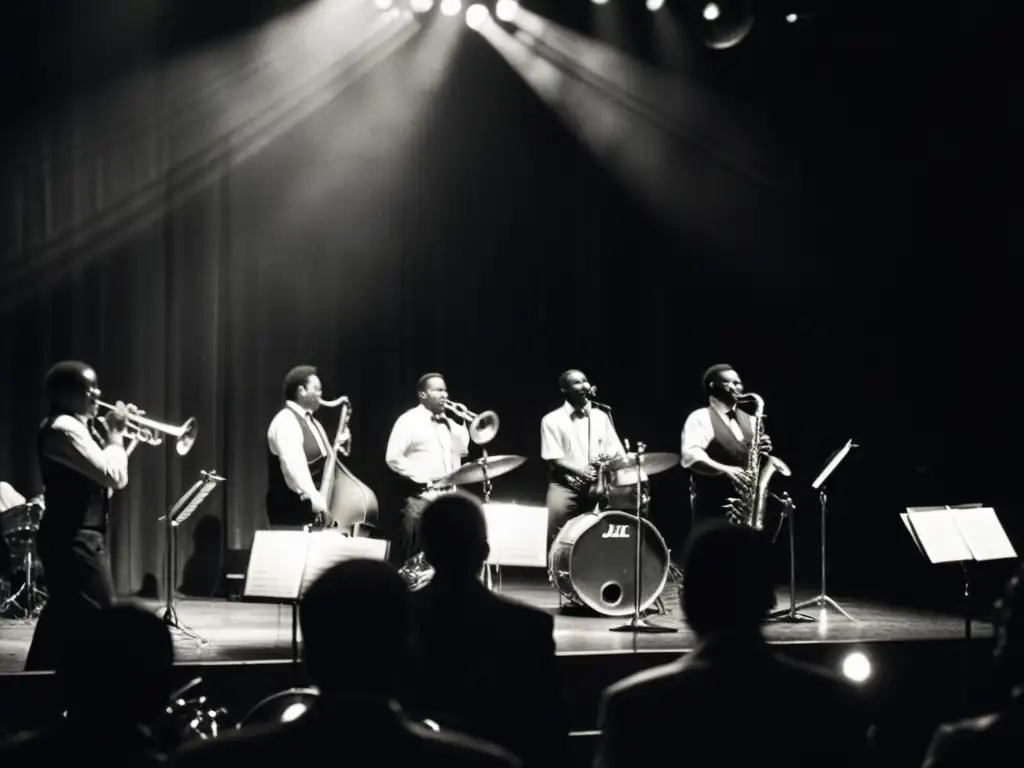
[440,455,527,487]
[605,452,680,477]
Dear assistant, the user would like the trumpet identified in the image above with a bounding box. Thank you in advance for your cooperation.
[96,400,198,456]
[443,400,499,446]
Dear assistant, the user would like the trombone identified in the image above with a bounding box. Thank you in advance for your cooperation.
[443,400,499,446]
[96,400,199,456]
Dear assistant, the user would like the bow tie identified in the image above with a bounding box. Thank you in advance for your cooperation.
[572,409,589,420]
[432,414,447,424]
[725,410,739,422]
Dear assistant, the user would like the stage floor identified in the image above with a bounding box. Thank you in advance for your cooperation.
[0,580,988,673]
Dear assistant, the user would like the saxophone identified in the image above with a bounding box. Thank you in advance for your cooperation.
[726,393,792,531]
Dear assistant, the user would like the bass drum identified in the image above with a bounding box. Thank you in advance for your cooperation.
[549,510,669,617]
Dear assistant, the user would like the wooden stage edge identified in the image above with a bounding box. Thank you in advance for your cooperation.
[0,579,991,673]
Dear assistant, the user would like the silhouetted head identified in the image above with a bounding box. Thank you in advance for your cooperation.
[682,520,776,637]
[300,559,413,696]
[62,604,175,727]
[282,365,321,412]
[420,491,490,578]
[45,360,101,419]
[994,563,1024,690]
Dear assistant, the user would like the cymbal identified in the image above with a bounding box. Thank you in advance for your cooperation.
[440,455,527,487]
[605,452,680,477]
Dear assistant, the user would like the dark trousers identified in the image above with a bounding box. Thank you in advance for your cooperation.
[545,483,586,552]
[400,495,432,562]
[689,475,736,529]
[266,491,315,529]
[25,530,114,671]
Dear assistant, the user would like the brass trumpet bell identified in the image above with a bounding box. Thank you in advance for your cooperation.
[96,400,199,456]
[469,410,499,446]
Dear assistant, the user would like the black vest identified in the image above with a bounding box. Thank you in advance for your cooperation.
[37,416,111,542]
[690,407,753,515]
[265,406,327,527]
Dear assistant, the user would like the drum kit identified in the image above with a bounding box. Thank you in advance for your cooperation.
[397,399,682,632]
[0,499,47,618]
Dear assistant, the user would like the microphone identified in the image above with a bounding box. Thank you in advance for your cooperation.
[586,384,612,412]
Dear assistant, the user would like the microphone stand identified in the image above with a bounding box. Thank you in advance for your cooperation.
[610,441,677,634]
[766,492,815,623]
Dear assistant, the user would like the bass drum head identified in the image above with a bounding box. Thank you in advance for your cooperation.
[549,511,669,617]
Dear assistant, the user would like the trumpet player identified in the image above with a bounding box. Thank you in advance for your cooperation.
[681,363,773,525]
[25,361,139,671]
[540,369,625,550]
[385,373,470,561]
[266,365,348,529]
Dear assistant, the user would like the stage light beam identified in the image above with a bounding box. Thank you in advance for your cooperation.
[373,0,394,9]
[841,651,872,683]
[647,0,666,10]
[466,3,490,28]
[410,0,433,12]
[439,0,462,16]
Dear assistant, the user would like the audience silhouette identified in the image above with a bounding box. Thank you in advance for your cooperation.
[594,519,869,768]
[174,558,518,768]
[0,603,174,766]
[406,490,568,768]
[921,562,1024,767]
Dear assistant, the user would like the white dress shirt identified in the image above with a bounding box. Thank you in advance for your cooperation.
[541,402,625,467]
[40,414,129,493]
[267,401,331,501]
[680,397,746,469]
[386,404,470,486]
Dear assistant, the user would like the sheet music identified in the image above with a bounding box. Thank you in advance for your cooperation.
[900,513,925,557]
[952,507,1017,562]
[905,511,972,563]
[243,530,308,600]
[299,532,390,595]
[482,503,548,567]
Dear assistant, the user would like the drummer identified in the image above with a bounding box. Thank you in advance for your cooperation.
[540,369,627,550]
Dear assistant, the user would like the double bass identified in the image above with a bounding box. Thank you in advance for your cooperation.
[317,395,379,532]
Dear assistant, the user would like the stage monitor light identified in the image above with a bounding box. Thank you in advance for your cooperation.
[840,651,873,684]
[439,0,462,16]
[495,0,519,22]
[466,3,489,28]
[410,0,434,12]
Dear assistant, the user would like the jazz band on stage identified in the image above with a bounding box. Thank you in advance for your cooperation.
[10,357,793,665]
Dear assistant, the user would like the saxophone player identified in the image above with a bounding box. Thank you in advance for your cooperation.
[680,364,773,526]
[266,365,349,529]
[540,369,625,550]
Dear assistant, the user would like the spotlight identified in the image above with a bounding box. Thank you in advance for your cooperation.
[703,2,720,20]
[439,0,461,16]
[495,0,519,22]
[840,651,872,684]
[410,0,433,12]
[680,0,753,50]
[373,0,393,8]
[647,0,666,9]
[786,13,798,22]
[591,0,610,5]
[465,3,489,28]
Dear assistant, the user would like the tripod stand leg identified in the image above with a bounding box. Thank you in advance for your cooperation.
[822,595,856,622]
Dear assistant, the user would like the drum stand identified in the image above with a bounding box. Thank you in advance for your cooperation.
[479,448,500,592]
[1,543,47,618]
[611,442,677,634]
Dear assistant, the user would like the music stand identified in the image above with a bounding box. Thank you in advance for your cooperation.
[610,442,677,634]
[156,470,225,644]
[480,502,548,592]
[901,505,1017,641]
[242,530,389,663]
[793,439,857,621]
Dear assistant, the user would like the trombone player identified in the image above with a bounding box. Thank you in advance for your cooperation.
[266,365,348,529]
[25,361,140,671]
[386,373,470,563]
